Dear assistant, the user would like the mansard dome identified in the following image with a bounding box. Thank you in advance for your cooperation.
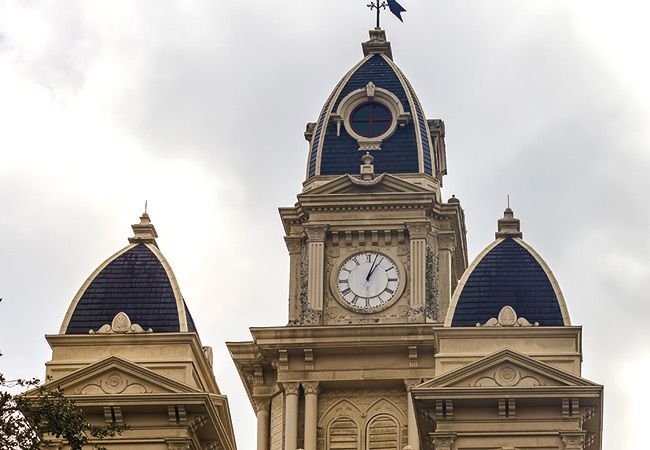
[445,208,571,327]
[306,29,444,181]
[60,213,196,334]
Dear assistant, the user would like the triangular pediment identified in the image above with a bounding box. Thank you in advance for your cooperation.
[44,356,200,396]
[417,349,599,390]
[300,173,434,197]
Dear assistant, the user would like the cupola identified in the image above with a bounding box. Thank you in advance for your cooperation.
[59,212,196,334]
[305,29,447,185]
[445,208,571,327]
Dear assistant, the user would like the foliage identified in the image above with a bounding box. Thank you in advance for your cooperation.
[0,352,125,450]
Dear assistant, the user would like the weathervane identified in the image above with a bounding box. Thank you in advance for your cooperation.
[367,0,407,28]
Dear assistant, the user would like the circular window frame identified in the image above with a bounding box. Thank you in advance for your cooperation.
[331,82,411,151]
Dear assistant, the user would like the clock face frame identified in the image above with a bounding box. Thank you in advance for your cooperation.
[330,250,406,314]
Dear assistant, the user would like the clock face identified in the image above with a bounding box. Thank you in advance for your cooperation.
[335,252,401,311]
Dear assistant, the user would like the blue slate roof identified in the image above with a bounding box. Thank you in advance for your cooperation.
[308,54,434,178]
[65,244,196,334]
[451,238,565,327]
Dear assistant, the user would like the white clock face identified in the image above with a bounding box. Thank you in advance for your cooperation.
[336,252,401,310]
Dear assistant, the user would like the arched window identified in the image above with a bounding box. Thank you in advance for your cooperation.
[327,416,359,450]
[366,414,399,450]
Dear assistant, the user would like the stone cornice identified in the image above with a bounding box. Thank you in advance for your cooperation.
[412,385,603,400]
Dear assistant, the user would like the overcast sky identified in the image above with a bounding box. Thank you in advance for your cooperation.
[1,0,649,448]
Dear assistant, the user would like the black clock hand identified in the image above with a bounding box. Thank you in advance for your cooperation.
[368,256,384,279]
[366,254,379,281]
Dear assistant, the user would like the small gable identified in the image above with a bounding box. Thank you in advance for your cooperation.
[301,173,432,197]
[417,350,598,391]
[46,356,200,396]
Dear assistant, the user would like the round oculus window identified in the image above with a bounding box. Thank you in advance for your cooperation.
[349,102,392,138]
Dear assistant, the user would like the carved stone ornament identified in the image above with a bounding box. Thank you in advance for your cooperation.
[430,432,456,450]
[302,381,320,395]
[304,224,328,242]
[406,221,431,240]
[284,236,303,254]
[282,382,300,396]
[476,305,539,327]
[347,173,386,186]
[90,312,153,334]
[561,431,586,449]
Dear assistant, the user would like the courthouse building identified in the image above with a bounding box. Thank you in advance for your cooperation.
[39,28,603,450]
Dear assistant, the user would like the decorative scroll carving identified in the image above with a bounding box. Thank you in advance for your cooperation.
[89,312,152,334]
[304,224,328,242]
[430,432,456,450]
[76,370,153,395]
[284,236,303,254]
[476,305,539,327]
[346,173,386,186]
[467,365,547,388]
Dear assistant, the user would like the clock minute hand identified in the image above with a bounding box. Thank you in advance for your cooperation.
[366,254,379,281]
[367,256,384,280]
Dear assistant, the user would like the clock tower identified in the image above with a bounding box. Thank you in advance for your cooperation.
[228,28,603,450]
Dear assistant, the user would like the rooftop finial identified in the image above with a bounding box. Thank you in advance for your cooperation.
[496,203,522,239]
[129,205,159,247]
[360,151,375,180]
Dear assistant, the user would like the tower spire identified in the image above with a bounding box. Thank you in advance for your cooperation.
[495,204,523,239]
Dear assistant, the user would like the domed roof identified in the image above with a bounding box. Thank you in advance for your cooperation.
[60,213,196,334]
[306,29,441,180]
[445,208,571,327]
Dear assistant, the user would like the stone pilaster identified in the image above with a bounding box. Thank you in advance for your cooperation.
[282,382,300,450]
[302,382,320,450]
[437,233,455,322]
[304,225,327,311]
[404,379,421,450]
[406,222,431,309]
[284,236,303,321]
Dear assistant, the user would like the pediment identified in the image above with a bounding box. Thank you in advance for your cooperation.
[300,173,434,197]
[45,356,200,396]
[417,349,599,390]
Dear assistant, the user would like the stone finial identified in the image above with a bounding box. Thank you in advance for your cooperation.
[476,305,539,327]
[360,152,375,181]
[495,207,522,239]
[362,28,393,60]
[129,210,159,246]
[90,312,153,334]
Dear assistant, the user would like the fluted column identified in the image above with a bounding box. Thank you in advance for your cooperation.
[305,225,328,311]
[406,222,431,309]
[302,382,319,450]
[404,379,420,450]
[254,398,270,450]
[283,382,300,450]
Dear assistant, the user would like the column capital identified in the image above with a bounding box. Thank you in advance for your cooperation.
[302,381,320,395]
[284,236,303,254]
[281,381,300,396]
[253,397,270,414]
[304,224,328,242]
[438,232,456,251]
[560,431,586,449]
[430,432,456,450]
[406,221,431,240]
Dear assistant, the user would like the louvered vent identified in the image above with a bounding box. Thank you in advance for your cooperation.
[328,417,359,449]
[367,414,398,450]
